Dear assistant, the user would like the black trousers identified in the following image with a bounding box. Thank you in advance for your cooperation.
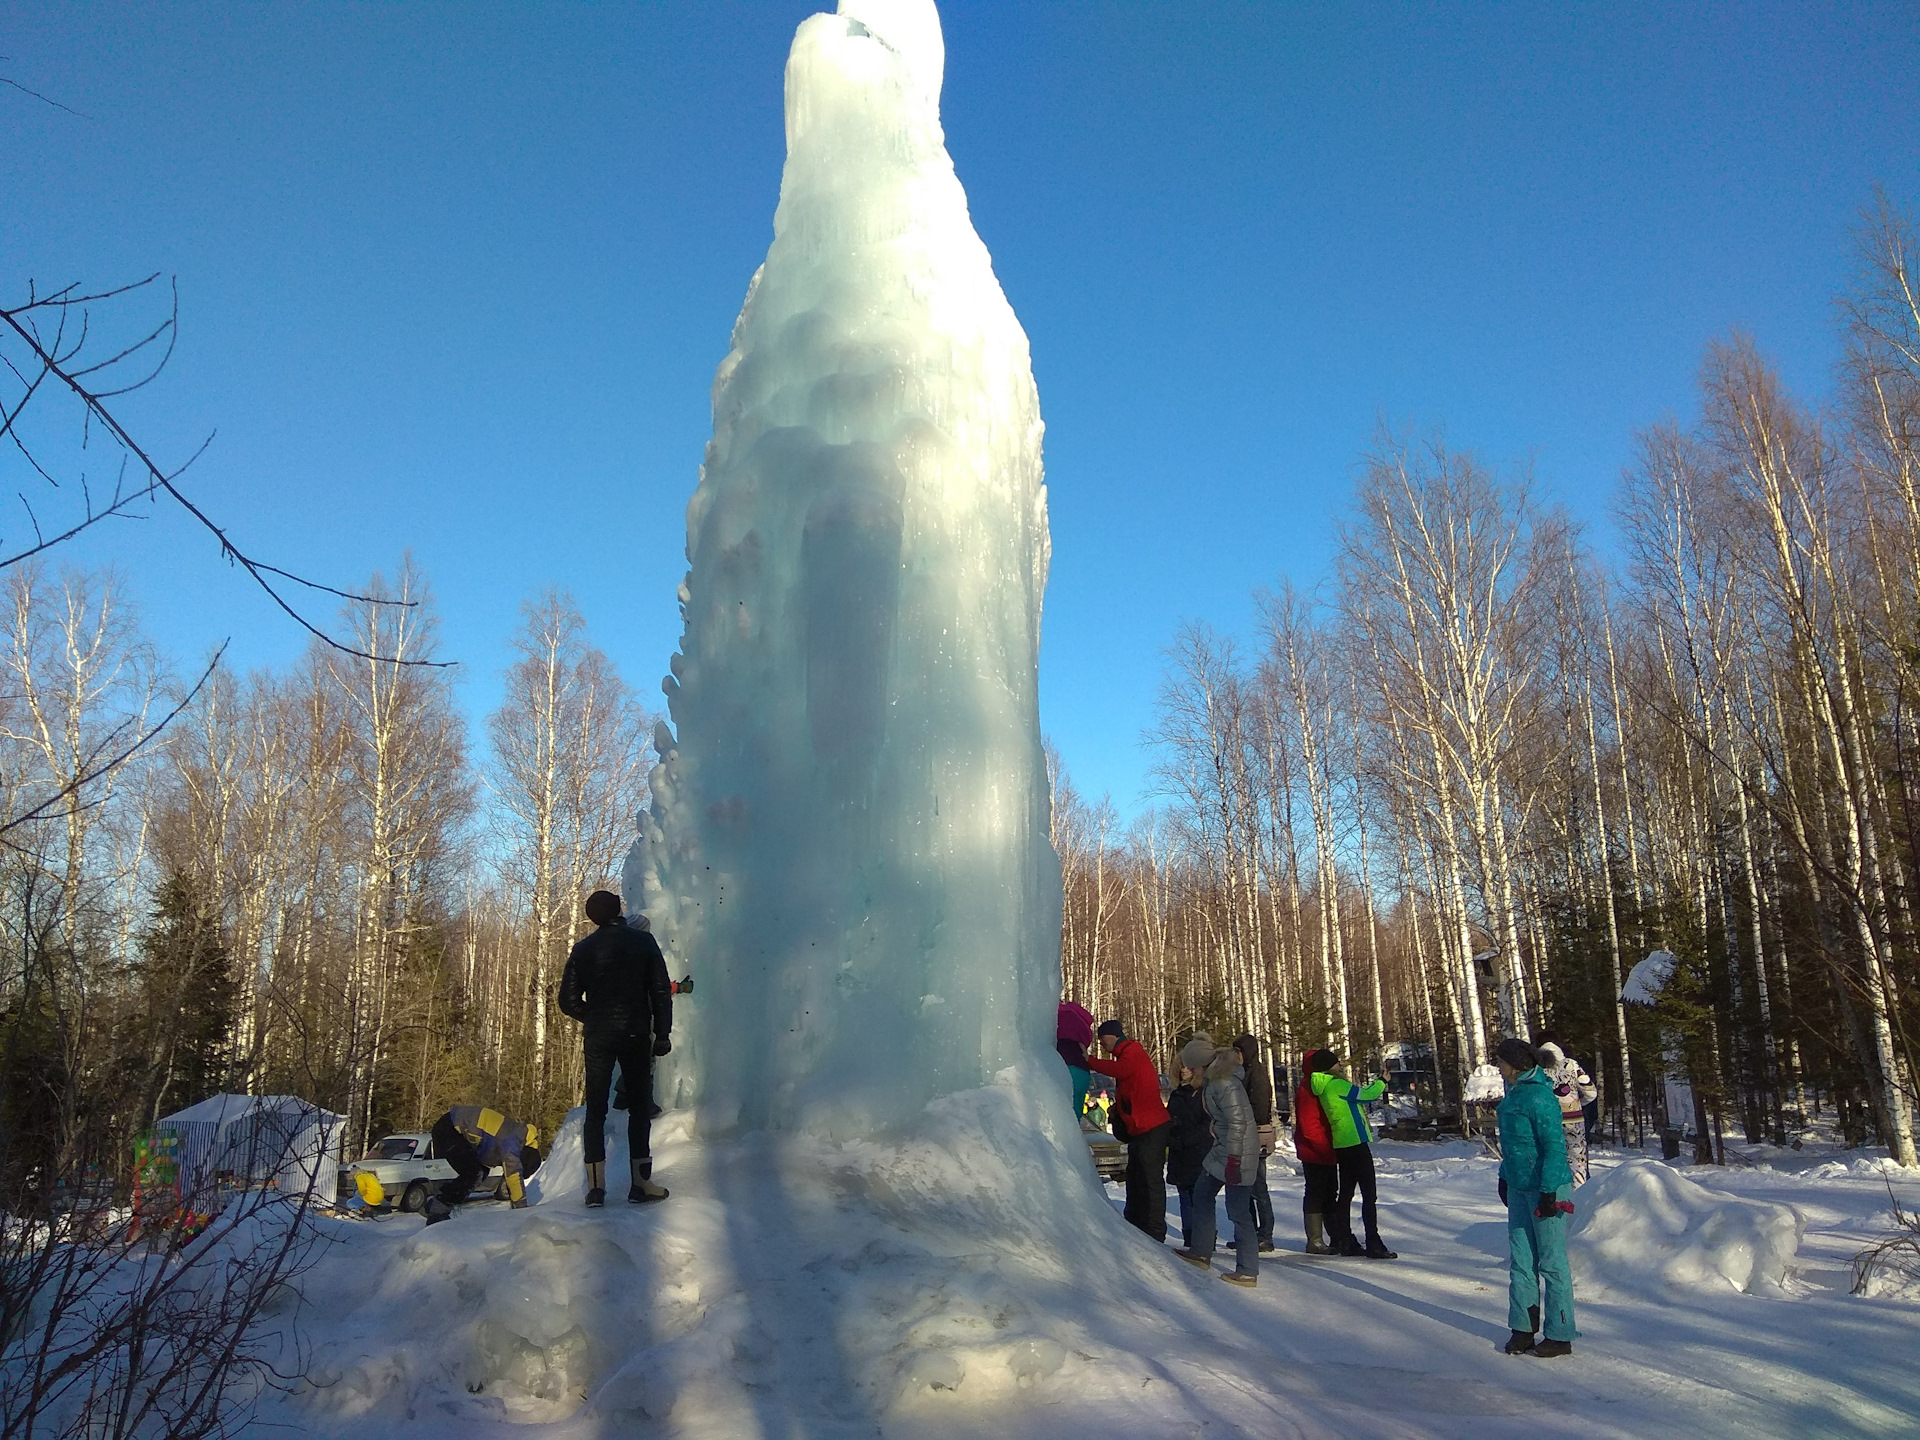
[1329,1143,1381,1244]
[431,1115,484,1203]
[1123,1121,1171,1242]
[584,1029,654,1168]
[1301,1160,1338,1232]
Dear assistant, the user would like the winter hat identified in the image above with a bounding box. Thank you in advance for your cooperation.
[1308,1049,1340,1074]
[1535,1041,1567,1069]
[1494,1038,1539,1071]
[1096,1019,1125,1041]
[585,890,623,926]
[1057,1001,1095,1048]
[1178,1033,1216,1072]
[1232,1034,1260,1065]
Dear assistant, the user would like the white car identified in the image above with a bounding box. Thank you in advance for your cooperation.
[338,1133,509,1213]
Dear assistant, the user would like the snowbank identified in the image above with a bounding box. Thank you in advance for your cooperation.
[284,1065,1275,1433]
[1806,1155,1906,1180]
[265,1123,1920,1436]
[1571,1158,1803,1295]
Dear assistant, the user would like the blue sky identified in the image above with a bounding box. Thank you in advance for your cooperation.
[4,1,1916,815]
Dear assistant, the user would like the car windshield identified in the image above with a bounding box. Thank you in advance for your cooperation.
[367,1138,416,1160]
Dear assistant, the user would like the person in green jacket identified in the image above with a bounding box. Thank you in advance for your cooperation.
[1495,1037,1577,1357]
[1309,1051,1396,1258]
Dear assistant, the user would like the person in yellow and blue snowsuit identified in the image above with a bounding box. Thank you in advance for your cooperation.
[423,1106,542,1225]
[1494,1037,1577,1357]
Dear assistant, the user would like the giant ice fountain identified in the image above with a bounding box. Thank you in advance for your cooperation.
[623,0,1064,1141]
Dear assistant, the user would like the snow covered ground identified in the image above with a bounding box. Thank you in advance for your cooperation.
[262,1093,1920,1438]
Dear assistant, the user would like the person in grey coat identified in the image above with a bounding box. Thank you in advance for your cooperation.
[1173,1044,1263,1286]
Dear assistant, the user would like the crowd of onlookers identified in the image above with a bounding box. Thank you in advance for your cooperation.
[408,894,1592,1362]
[1057,1003,1590,1357]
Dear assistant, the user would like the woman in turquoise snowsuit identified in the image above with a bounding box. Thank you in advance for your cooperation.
[1494,1038,1577,1357]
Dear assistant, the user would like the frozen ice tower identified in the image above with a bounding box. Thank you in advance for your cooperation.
[625,0,1061,1137]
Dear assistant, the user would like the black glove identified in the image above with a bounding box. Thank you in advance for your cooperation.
[653,1035,672,1057]
[1498,1178,1507,1205]
[1535,1194,1572,1220]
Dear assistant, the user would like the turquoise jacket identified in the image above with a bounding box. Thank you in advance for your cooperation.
[1310,1071,1386,1149]
[1497,1067,1575,1193]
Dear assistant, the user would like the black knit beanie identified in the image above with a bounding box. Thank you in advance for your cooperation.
[1495,1038,1539,1071]
[584,890,622,926]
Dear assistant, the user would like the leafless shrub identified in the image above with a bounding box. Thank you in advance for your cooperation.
[0,1106,332,1437]
[1852,1180,1920,1295]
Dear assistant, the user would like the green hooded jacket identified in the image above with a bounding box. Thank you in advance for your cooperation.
[1309,1071,1386,1149]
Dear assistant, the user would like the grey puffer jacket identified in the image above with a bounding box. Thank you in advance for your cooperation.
[1201,1047,1262,1184]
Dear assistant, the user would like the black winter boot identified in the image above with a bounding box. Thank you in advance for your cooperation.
[1364,1236,1398,1259]
[1335,1234,1366,1257]
[1505,1306,1540,1355]
[1531,1339,1573,1358]
[585,1160,605,1208]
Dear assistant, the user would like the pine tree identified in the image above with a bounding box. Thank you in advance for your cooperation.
[134,873,237,1121]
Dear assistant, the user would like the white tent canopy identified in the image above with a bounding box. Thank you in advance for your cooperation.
[154,1093,344,1205]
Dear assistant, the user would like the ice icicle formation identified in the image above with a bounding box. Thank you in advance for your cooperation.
[624,0,1062,1138]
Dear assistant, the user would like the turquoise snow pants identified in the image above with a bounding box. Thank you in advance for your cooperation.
[1507,1188,1577,1341]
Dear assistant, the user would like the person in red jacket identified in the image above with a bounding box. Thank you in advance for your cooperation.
[1086,1019,1173,1241]
[1292,1049,1339,1254]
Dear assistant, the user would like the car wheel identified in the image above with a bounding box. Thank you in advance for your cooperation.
[400,1181,429,1214]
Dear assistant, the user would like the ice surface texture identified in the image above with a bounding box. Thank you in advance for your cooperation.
[623,0,1061,1139]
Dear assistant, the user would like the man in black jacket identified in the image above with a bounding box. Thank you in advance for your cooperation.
[1233,1034,1277,1253]
[559,890,673,1207]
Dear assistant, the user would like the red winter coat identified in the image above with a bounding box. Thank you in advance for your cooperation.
[1292,1053,1336,1166]
[1086,1038,1171,1138]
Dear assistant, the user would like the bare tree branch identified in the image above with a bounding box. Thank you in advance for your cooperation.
[1,276,451,666]
[0,641,226,839]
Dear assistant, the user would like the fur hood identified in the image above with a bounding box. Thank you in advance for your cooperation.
[1205,1046,1242,1085]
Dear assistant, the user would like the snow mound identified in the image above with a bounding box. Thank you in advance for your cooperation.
[1462,1064,1504,1104]
[1806,1155,1904,1180]
[286,1065,1317,1434]
[525,1103,695,1206]
[1571,1158,1803,1295]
